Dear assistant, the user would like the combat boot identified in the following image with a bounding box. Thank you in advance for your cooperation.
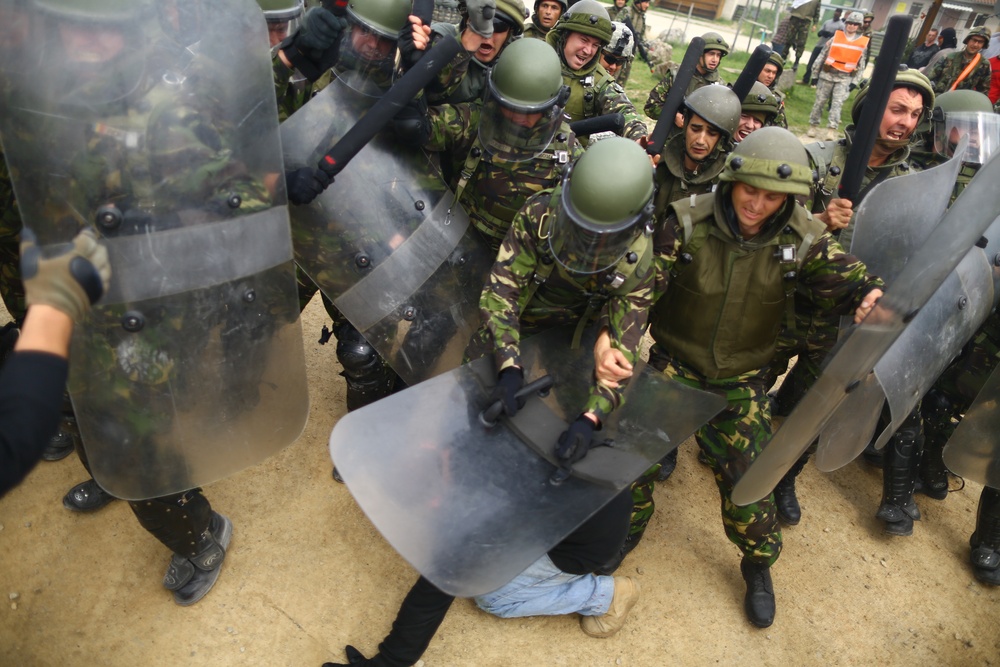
[774,454,809,525]
[655,448,678,482]
[918,390,953,500]
[740,558,775,628]
[875,424,922,536]
[970,487,1000,586]
[807,125,818,137]
[163,511,233,606]
[41,427,75,461]
[63,478,116,512]
[826,128,838,141]
[580,577,640,638]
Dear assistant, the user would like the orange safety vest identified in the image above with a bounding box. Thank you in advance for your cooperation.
[825,31,869,73]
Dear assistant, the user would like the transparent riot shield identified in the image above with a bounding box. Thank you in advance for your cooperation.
[329,325,726,596]
[943,364,1000,490]
[815,248,994,471]
[732,147,1000,506]
[0,0,308,499]
[280,80,497,386]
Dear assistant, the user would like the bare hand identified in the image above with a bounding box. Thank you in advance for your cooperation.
[854,288,883,323]
[593,329,633,388]
[408,15,431,50]
[674,111,684,128]
[818,197,853,232]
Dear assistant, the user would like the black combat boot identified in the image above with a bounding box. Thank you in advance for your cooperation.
[970,487,1000,586]
[774,454,809,525]
[655,448,678,482]
[918,390,953,500]
[875,422,922,536]
[63,478,116,512]
[740,558,775,628]
[163,511,233,606]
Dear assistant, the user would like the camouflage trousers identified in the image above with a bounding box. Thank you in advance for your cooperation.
[628,345,783,565]
[783,16,812,64]
[766,308,841,415]
[810,70,852,130]
[921,311,1000,450]
[615,57,634,88]
[0,163,26,323]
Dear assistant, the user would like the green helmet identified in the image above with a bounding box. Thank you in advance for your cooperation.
[764,51,784,79]
[257,0,303,19]
[346,0,410,39]
[964,26,991,45]
[684,84,741,142]
[552,0,612,45]
[550,137,654,274]
[480,38,569,160]
[494,0,528,35]
[932,90,1000,164]
[33,0,145,20]
[701,31,730,56]
[741,81,778,122]
[719,127,812,196]
[851,66,935,125]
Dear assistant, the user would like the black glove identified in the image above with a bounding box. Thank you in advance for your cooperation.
[490,366,525,418]
[322,644,378,666]
[393,96,431,146]
[398,20,424,71]
[848,82,858,92]
[285,167,333,206]
[296,6,348,52]
[555,414,597,466]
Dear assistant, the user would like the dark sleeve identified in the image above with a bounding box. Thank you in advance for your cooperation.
[372,576,456,667]
[0,352,69,497]
[547,488,632,574]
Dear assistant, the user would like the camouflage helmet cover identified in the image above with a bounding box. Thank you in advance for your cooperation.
[845,11,864,24]
[604,21,634,59]
[964,26,991,45]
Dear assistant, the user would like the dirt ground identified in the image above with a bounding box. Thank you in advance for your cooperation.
[1,296,999,666]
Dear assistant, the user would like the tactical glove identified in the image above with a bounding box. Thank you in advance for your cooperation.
[490,366,525,418]
[555,414,598,465]
[296,6,348,52]
[465,0,496,38]
[285,167,333,205]
[392,95,431,146]
[21,227,110,322]
[398,21,424,71]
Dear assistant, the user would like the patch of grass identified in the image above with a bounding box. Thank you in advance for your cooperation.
[619,41,858,136]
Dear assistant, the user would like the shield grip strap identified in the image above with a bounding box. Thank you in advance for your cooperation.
[334,191,470,332]
[102,208,293,305]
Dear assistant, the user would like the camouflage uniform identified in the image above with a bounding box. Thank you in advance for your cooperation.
[467,188,655,420]
[644,70,721,120]
[0,147,25,323]
[771,92,789,129]
[809,35,867,130]
[523,17,551,40]
[770,134,915,410]
[781,0,821,66]
[926,51,992,95]
[546,52,646,141]
[634,189,883,565]
[614,1,649,86]
[422,102,580,251]
[426,23,496,104]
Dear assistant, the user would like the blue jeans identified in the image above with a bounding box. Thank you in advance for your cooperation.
[473,554,614,618]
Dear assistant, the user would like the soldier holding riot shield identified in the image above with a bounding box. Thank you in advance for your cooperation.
[0,0,308,605]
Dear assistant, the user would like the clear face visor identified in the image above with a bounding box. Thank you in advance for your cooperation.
[547,178,652,275]
[332,15,399,97]
[934,112,1000,165]
[478,79,567,162]
[264,5,303,51]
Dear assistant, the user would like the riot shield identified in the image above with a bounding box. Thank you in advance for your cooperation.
[815,248,994,471]
[329,326,726,596]
[731,147,1000,506]
[942,364,1000,490]
[0,0,308,499]
[280,80,497,386]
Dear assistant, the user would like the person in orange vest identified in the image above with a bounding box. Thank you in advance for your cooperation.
[807,11,868,141]
[926,26,992,95]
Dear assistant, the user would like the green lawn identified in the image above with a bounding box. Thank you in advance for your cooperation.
[620,40,859,135]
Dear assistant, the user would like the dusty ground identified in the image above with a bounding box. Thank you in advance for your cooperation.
[1,295,999,666]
